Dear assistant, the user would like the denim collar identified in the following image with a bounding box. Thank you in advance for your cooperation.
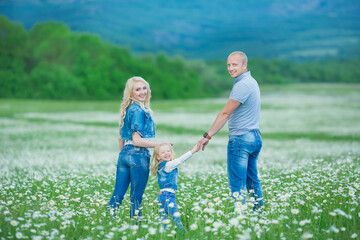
[233,71,251,86]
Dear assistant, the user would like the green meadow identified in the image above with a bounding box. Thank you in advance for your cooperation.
[0,83,359,239]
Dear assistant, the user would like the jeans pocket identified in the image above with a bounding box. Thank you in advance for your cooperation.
[129,152,145,168]
[227,140,235,154]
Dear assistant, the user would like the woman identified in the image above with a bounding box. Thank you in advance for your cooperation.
[108,76,166,218]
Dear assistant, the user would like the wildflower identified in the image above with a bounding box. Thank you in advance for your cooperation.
[193,206,201,211]
[351,233,358,238]
[301,232,313,239]
[299,219,311,226]
[205,226,211,232]
[330,225,339,233]
[349,189,355,197]
[235,207,242,214]
[131,225,138,231]
[229,218,239,226]
[291,209,300,214]
[173,212,181,218]
[15,232,23,239]
[190,223,198,230]
[148,227,156,235]
[11,220,19,226]
[84,226,89,230]
[168,202,174,208]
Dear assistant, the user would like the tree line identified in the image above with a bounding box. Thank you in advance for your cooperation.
[1,16,359,100]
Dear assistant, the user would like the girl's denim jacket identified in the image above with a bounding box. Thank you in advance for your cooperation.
[120,102,155,140]
[157,162,179,190]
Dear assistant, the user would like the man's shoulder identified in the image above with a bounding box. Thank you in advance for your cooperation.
[237,76,258,89]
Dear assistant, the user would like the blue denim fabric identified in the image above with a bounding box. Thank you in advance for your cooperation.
[121,102,155,141]
[108,145,151,217]
[227,129,264,210]
[157,162,179,190]
[158,191,185,231]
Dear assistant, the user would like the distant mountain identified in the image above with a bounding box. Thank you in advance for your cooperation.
[1,0,359,60]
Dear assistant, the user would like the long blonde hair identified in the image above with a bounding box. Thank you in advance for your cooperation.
[150,143,174,176]
[119,76,152,128]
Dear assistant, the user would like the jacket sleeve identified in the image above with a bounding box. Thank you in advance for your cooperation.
[164,151,192,173]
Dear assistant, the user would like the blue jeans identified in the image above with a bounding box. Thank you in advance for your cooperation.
[108,145,150,217]
[227,130,264,210]
[158,191,185,231]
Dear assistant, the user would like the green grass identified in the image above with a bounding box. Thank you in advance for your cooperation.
[0,83,359,239]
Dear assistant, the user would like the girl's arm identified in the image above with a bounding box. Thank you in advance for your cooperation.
[164,143,198,173]
[119,136,125,151]
[132,132,171,148]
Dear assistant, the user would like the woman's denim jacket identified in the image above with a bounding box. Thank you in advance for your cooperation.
[120,102,155,140]
[157,162,178,190]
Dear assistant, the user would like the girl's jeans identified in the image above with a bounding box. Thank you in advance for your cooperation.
[227,129,264,210]
[158,191,185,231]
[108,145,150,217]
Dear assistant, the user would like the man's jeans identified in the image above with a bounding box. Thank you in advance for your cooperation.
[108,145,150,217]
[227,129,264,210]
[158,191,185,231]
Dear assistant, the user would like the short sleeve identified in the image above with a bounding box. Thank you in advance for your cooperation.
[130,109,145,136]
[229,82,250,104]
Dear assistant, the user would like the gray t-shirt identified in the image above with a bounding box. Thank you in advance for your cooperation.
[228,71,260,136]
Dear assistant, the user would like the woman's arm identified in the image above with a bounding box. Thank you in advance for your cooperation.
[132,132,163,148]
[119,136,125,151]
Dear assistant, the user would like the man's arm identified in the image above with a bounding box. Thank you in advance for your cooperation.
[197,99,241,151]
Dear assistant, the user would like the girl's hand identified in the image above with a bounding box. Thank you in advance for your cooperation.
[191,143,200,154]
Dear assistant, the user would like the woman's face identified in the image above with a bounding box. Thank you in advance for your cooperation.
[131,81,148,103]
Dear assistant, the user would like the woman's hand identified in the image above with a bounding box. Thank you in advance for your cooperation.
[119,137,124,151]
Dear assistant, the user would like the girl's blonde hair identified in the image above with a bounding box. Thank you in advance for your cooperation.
[119,76,152,128]
[150,143,174,176]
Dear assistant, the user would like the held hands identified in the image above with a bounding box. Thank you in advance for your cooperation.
[190,143,201,154]
[196,138,209,151]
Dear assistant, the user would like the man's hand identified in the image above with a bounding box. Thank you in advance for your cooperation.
[197,138,209,151]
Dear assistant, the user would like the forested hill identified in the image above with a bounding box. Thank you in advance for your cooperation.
[0,0,359,60]
[1,16,359,101]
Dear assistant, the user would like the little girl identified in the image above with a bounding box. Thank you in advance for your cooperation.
[150,143,198,231]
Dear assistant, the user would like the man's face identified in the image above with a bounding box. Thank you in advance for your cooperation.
[227,54,247,78]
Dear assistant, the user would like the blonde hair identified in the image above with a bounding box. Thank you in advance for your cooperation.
[119,76,152,128]
[229,51,248,64]
[150,143,174,176]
